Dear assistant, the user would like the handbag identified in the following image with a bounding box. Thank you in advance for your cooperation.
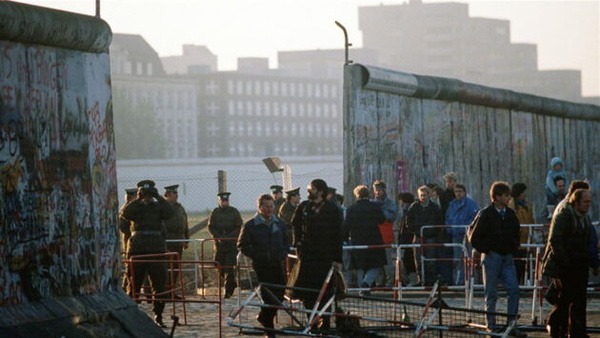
[378,221,395,245]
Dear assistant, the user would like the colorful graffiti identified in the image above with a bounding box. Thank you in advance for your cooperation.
[0,42,119,305]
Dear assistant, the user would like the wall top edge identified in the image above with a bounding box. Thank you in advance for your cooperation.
[0,2,112,53]
[348,63,600,121]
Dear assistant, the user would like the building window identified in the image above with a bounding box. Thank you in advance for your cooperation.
[322,84,328,98]
[331,104,338,117]
[273,102,279,116]
[207,121,219,136]
[255,81,261,95]
[290,103,297,117]
[307,103,313,117]
[237,101,243,116]
[247,122,254,136]
[227,80,234,95]
[255,102,261,116]
[315,84,321,98]
[323,104,329,118]
[331,85,337,98]
[237,80,243,95]
[246,81,252,95]
[281,82,288,96]
[290,83,296,97]
[315,105,321,118]
[298,83,304,97]
[237,121,244,136]
[291,123,297,136]
[272,82,279,96]
[147,63,153,76]
[246,101,253,116]
[228,101,235,116]
[299,103,305,117]
[265,122,271,136]
[281,103,288,117]
[307,84,313,98]
[136,62,143,75]
[264,102,270,116]
[263,81,270,96]
[228,124,235,136]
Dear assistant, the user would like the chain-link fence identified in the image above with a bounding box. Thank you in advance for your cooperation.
[116,157,343,213]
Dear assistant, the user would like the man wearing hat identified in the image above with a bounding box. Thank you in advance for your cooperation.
[278,187,300,246]
[270,185,285,213]
[208,192,243,298]
[163,184,189,293]
[119,187,138,295]
[120,180,175,327]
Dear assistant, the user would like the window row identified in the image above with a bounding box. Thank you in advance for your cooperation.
[225,121,339,138]
[225,80,338,98]
[225,101,338,119]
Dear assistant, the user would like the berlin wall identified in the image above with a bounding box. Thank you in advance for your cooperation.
[343,64,600,220]
[0,3,165,336]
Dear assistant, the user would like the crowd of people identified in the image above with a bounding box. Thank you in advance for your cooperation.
[118,156,599,337]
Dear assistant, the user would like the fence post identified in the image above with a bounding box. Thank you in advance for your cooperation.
[218,170,227,193]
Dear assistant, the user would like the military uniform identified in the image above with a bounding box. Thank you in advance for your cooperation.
[120,180,175,327]
[163,185,189,293]
[119,187,137,295]
[271,185,285,214]
[278,187,300,246]
[208,192,243,298]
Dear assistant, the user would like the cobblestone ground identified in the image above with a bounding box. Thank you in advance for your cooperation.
[138,288,600,337]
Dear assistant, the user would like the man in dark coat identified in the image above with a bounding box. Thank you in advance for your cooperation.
[208,192,243,298]
[343,185,385,295]
[542,189,598,337]
[163,184,189,293]
[278,187,300,246]
[289,179,343,333]
[468,181,526,338]
[120,180,175,328]
[406,185,445,286]
[238,194,289,337]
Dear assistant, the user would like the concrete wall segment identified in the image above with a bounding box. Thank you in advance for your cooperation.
[0,2,112,53]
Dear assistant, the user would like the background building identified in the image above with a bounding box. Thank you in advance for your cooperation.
[111,34,342,160]
[358,0,597,104]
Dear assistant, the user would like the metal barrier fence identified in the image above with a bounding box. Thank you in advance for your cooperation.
[121,224,599,334]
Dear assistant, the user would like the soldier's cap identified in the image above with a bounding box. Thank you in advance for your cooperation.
[136,180,155,190]
[285,187,300,197]
[164,184,179,193]
[327,187,337,195]
[270,185,283,194]
[125,188,138,195]
[217,192,231,201]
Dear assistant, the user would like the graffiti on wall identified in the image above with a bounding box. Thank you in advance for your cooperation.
[0,42,119,305]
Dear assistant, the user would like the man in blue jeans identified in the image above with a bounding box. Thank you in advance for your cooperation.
[468,181,527,338]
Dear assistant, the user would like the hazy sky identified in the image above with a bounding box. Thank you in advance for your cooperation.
[18,0,600,97]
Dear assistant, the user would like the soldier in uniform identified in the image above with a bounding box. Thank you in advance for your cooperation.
[270,185,285,213]
[163,184,189,294]
[278,187,300,245]
[120,180,175,328]
[208,192,243,298]
[119,187,138,295]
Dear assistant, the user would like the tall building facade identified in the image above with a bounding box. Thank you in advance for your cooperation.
[110,34,342,160]
[358,0,596,103]
[196,72,341,158]
[110,34,200,159]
